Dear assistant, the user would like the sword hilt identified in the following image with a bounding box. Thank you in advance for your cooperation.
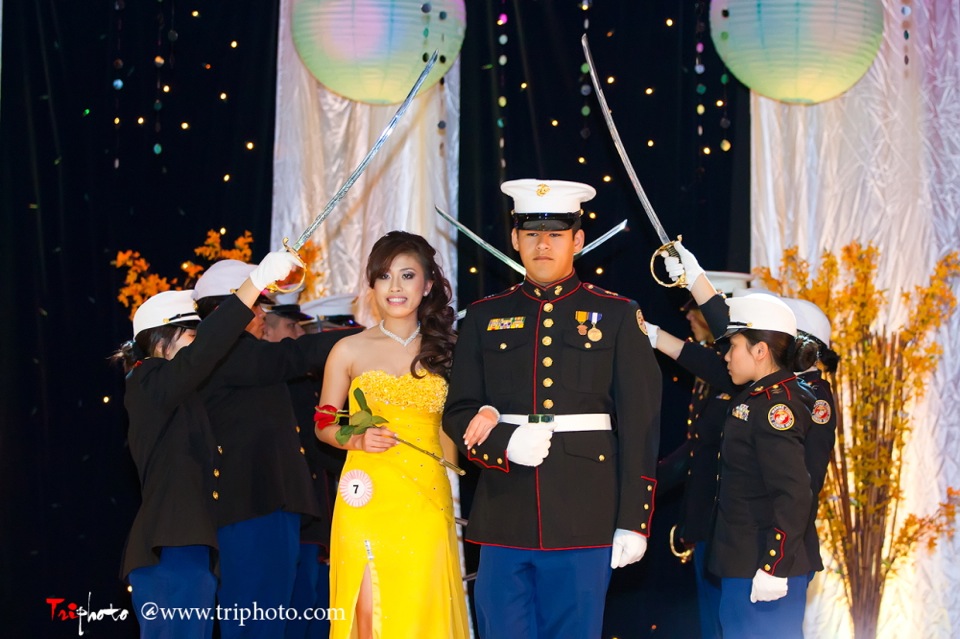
[650,235,688,289]
[264,237,307,294]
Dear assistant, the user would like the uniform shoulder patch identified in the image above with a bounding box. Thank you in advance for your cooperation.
[811,399,831,425]
[768,404,795,430]
[636,308,647,335]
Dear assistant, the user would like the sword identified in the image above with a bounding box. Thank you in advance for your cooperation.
[435,207,629,272]
[578,219,628,258]
[268,51,441,293]
[291,50,440,250]
[581,34,686,288]
[435,205,526,275]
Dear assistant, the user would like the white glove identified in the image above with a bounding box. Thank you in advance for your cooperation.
[645,322,659,349]
[249,249,304,291]
[750,569,788,603]
[661,241,704,291]
[610,529,648,568]
[505,424,553,467]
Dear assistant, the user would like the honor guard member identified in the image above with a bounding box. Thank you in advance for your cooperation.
[300,293,362,333]
[713,293,817,638]
[262,303,311,342]
[664,249,820,637]
[643,271,750,639]
[782,297,840,577]
[443,179,662,639]
[115,251,301,639]
[192,260,357,639]
[262,300,360,639]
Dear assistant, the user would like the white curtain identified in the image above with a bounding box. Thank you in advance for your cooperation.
[751,0,960,636]
[271,0,461,323]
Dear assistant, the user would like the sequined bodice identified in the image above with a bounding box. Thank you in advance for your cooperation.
[349,370,448,417]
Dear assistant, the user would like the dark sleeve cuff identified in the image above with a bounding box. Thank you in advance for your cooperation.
[465,421,518,472]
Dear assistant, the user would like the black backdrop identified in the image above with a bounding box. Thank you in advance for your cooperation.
[1,1,748,636]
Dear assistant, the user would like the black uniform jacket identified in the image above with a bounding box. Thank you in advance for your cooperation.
[658,340,740,545]
[287,360,348,551]
[121,294,253,579]
[799,368,837,572]
[443,272,662,549]
[709,371,816,579]
[198,329,351,527]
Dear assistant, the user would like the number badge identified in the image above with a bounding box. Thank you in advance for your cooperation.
[339,469,374,507]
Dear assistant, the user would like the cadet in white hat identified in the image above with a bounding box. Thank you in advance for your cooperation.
[780,296,840,584]
[112,249,301,638]
[299,293,361,333]
[191,254,361,638]
[444,178,661,638]
[659,244,821,636]
[640,269,751,639]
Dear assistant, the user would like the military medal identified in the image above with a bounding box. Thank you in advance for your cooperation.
[575,311,589,335]
[587,312,603,341]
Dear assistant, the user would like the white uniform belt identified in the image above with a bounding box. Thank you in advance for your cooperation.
[501,413,612,432]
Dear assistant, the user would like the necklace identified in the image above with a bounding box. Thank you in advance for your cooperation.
[379,320,421,347]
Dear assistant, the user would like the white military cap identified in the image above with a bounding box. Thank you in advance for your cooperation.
[781,297,831,346]
[722,293,797,339]
[300,293,357,321]
[192,259,255,300]
[683,270,754,310]
[705,271,753,296]
[132,290,200,338]
[501,179,596,230]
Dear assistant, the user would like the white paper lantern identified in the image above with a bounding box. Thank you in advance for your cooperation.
[291,0,466,105]
[709,0,884,104]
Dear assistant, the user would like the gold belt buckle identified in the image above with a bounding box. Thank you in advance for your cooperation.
[528,414,555,424]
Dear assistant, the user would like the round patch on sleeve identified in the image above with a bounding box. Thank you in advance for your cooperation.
[768,404,795,430]
[811,399,832,424]
[636,309,648,335]
[339,469,374,507]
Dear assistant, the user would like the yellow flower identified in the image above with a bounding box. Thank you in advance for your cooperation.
[768,242,960,620]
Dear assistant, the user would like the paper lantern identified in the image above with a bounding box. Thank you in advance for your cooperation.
[291,0,466,105]
[709,0,884,104]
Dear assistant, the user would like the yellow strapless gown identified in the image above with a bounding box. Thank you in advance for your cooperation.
[329,370,470,639]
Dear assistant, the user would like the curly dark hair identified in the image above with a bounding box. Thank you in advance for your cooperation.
[365,231,457,378]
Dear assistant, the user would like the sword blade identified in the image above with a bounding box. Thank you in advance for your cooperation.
[435,206,526,275]
[581,35,671,246]
[577,219,628,258]
[291,50,440,250]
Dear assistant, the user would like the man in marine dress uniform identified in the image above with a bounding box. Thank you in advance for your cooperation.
[443,179,662,639]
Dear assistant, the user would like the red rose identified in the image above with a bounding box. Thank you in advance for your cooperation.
[314,404,341,429]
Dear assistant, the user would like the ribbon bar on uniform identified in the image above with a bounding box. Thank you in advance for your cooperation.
[501,413,612,432]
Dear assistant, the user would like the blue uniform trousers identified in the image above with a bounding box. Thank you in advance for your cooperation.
[719,573,809,638]
[284,542,331,639]
[128,545,217,639]
[217,510,300,639]
[474,545,612,639]
[694,540,723,639]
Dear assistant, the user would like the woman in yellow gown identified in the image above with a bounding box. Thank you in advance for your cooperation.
[315,231,470,639]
